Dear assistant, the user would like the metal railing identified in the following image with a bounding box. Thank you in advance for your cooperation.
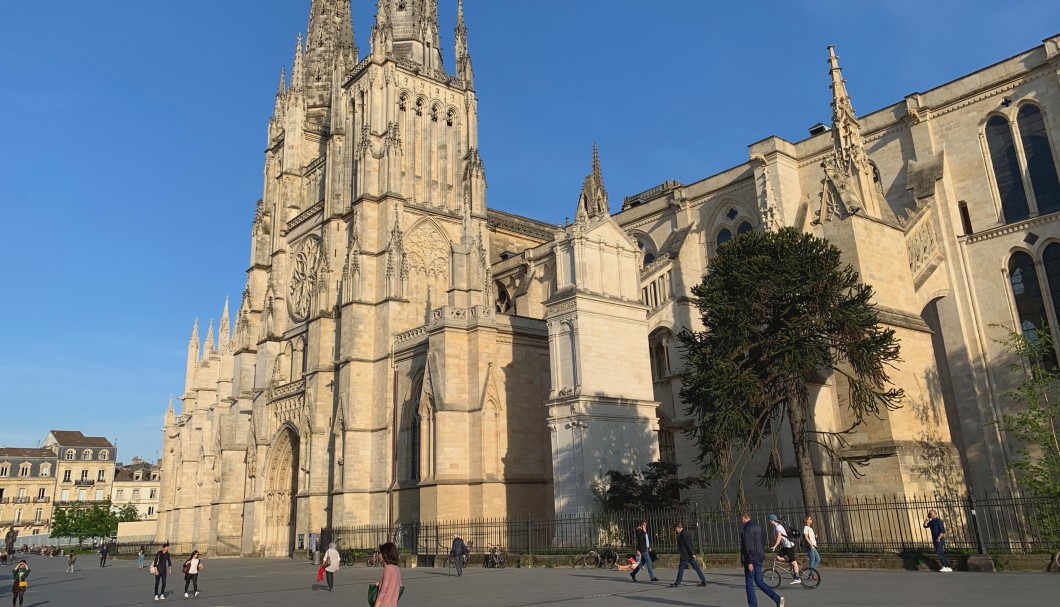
[319,493,1060,557]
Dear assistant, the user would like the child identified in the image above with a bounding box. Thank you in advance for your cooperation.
[11,559,30,607]
[66,552,77,573]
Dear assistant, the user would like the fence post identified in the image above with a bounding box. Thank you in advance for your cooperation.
[526,515,532,556]
[693,503,703,554]
[968,493,985,555]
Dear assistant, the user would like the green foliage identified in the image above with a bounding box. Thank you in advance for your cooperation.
[994,327,1060,499]
[592,461,701,511]
[678,227,903,505]
[50,501,133,543]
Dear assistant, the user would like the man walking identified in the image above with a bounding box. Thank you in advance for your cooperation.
[923,509,953,572]
[630,520,660,582]
[768,515,801,584]
[152,543,173,601]
[740,513,784,607]
[98,543,108,568]
[669,523,707,587]
[450,534,468,577]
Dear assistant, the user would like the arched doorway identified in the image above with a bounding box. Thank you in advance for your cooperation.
[263,426,299,557]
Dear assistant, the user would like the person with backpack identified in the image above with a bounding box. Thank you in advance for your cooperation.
[768,515,801,584]
[450,534,468,577]
[802,515,820,571]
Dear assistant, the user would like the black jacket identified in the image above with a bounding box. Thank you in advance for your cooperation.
[740,520,766,565]
[676,529,695,560]
[153,550,172,571]
[634,528,649,553]
[451,538,467,556]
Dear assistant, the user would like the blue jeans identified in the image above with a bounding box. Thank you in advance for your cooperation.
[744,561,781,607]
[674,558,707,584]
[631,551,656,580]
[933,540,951,568]
[807,547,820,570]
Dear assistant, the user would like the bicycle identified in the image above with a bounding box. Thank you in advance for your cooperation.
[366,547,382,567]
[763,554,820,589]
[580,546,619,569]
[483,544,507,569]
[442,540,472,570]
[338,549,357,566]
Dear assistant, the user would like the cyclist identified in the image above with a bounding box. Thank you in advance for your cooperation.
[767,515,801,584]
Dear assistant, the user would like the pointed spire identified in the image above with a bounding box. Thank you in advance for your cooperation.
[304,0,358,88]
[189,318,200,347]
[371,0,393,59]
[219,297,231,345]
[271,67,287,124]
[576,143,610,221]
[455,0,474,87]
[290,34,305,92]
[204,319,215,353]
[827,45,865,176]
[276,66,287,97]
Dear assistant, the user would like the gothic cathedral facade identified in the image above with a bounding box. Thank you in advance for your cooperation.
[158,0,1060,557]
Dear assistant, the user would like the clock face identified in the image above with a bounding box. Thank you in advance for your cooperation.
[288,236,324,322]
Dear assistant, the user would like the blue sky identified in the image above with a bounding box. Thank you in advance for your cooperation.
[1,0,1057,461]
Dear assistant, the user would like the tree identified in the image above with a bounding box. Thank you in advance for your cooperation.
[115,503,142,524]
[678,227,903,509]
[994,327,1060,500]
[592,461,701,512]
[50,501,138,544]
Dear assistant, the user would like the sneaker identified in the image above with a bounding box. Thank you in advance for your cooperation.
[940,566,953,572]
[650,578,660,582]
[668,583,680,587]
[697,582,707,587]
[160,596,166,601]
[790,578,802,584]
[630,572,637,582]
[194,592,199,597]
[154,597,159,602]
[777,598,785,607]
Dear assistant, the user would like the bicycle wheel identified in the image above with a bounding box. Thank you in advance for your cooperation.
[582,553,600,568]
[800,568,821,589]
[764,568,782,588]
[498,552,507,569]
[442,555,453,569]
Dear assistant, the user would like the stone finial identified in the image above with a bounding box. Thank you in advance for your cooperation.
[290,34,305,92]
[576,143,609,221]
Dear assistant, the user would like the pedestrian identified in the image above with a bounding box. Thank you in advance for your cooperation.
[739,512,784,607]
[629,520,660,583]
[669,522,708,587]
[308,532,317,562]
[373,542,403,607]
[923,509,953,572]
[137,545,146,569]
[767,514,801,584]
[152,542,173,601]
[0,551,6,566]
[802,515,820,571]
[99,543,109,568]
[10,559,30,607]
[450,534,468,577]
[183,550,203,598]
[66,552,77,573]
[322,542,340,591]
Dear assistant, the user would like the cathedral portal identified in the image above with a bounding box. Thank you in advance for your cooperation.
[263,427,299,557]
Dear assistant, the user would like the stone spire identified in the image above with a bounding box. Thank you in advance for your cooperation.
[290,34,305,92]
[204,320,215,353]
[454,0,474,87]
[371,0,393,60]
[304,0,358,92]
[271,67,287,119]
[576,143,610,221]
[375,0,443,70]
[188,318,200,349]
[827,46,867,178]
[219,297,230,345]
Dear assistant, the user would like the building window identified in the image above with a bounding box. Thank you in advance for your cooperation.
[94,489,103,501]
[737,221,754,235]
[147,506,155,516]
[62,470,71,482]
[80,470,89,481]
[99,450,109,461]
[19,464,30,477]
[987,115,1031,222]
[1017,105,1060,215]
[14,509,21,524]
[132,489,141,501]
[77,489,86,501]
[0,465,8,477]
[82,449,92,460]
[36,488,45,500]
[987,105,1060,223]
[1009,251,1047,343]
[97,470,105,482]
[60,489,69,502]
[149,489,157,499]
[151,472,159,481]
[716,228,733,247]
[39,464,50,477]
[34,509,42,523]
[133,471,142,481]
[65,450,75,460]
[116,489,124,500]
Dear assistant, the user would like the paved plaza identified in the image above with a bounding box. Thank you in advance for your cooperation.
[2,555,1054,607]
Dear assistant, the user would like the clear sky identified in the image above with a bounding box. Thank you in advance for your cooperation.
[1,0,1057,462]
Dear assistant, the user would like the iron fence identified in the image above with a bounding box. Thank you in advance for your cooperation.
[320,493,1060,557]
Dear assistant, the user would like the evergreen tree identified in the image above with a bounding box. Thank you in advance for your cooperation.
[678,227,903,508]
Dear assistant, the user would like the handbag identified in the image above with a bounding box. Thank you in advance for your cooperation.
[150,565,158,576]
[316,565,325,582]
[181,562,191,574]
[367,582,406,606]
[648,549,658,563]
[323,556,331,568]
[18,581,27,589]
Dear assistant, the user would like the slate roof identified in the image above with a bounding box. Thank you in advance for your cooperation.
[0,448,55,459]
[48,430,114,448]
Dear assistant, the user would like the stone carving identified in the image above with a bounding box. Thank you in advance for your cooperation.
[288,236,325,322]
[906,216,941,278]
[404,221,450,305]
[340,212,362,304]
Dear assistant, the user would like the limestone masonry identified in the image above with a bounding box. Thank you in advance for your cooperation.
[158,0,1060,556]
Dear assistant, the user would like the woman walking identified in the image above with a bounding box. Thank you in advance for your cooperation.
[183,550,203,598]
[11,559,30,607]
[373,542,402,607]
[137,545,146,569]
[322,542,341,592]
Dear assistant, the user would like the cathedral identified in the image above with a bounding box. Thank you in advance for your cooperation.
[157,0,1060,557]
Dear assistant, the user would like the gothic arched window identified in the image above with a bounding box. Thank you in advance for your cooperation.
[1009,251,1046,342]
[737,221,753,235]
[987,115,1030,222]
[1017,104,1060,216]
[716,228,732,246]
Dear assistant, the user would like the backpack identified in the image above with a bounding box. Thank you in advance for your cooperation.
[780,520,802,543]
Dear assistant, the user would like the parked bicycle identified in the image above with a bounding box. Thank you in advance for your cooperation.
[483,544,507,568]
[580,546,619,569]
[339,548,358,566]
[764,554,820,589]
[366,547,382,567]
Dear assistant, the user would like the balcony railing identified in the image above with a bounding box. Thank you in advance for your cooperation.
[73,479,95,486]
[34,497,50,503]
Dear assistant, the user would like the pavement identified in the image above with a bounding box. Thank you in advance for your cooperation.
[2,554,1055,607]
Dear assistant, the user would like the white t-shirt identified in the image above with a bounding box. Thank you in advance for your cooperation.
[802,526,817,549]
[775,523,794,549]
[188,557,200,573]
